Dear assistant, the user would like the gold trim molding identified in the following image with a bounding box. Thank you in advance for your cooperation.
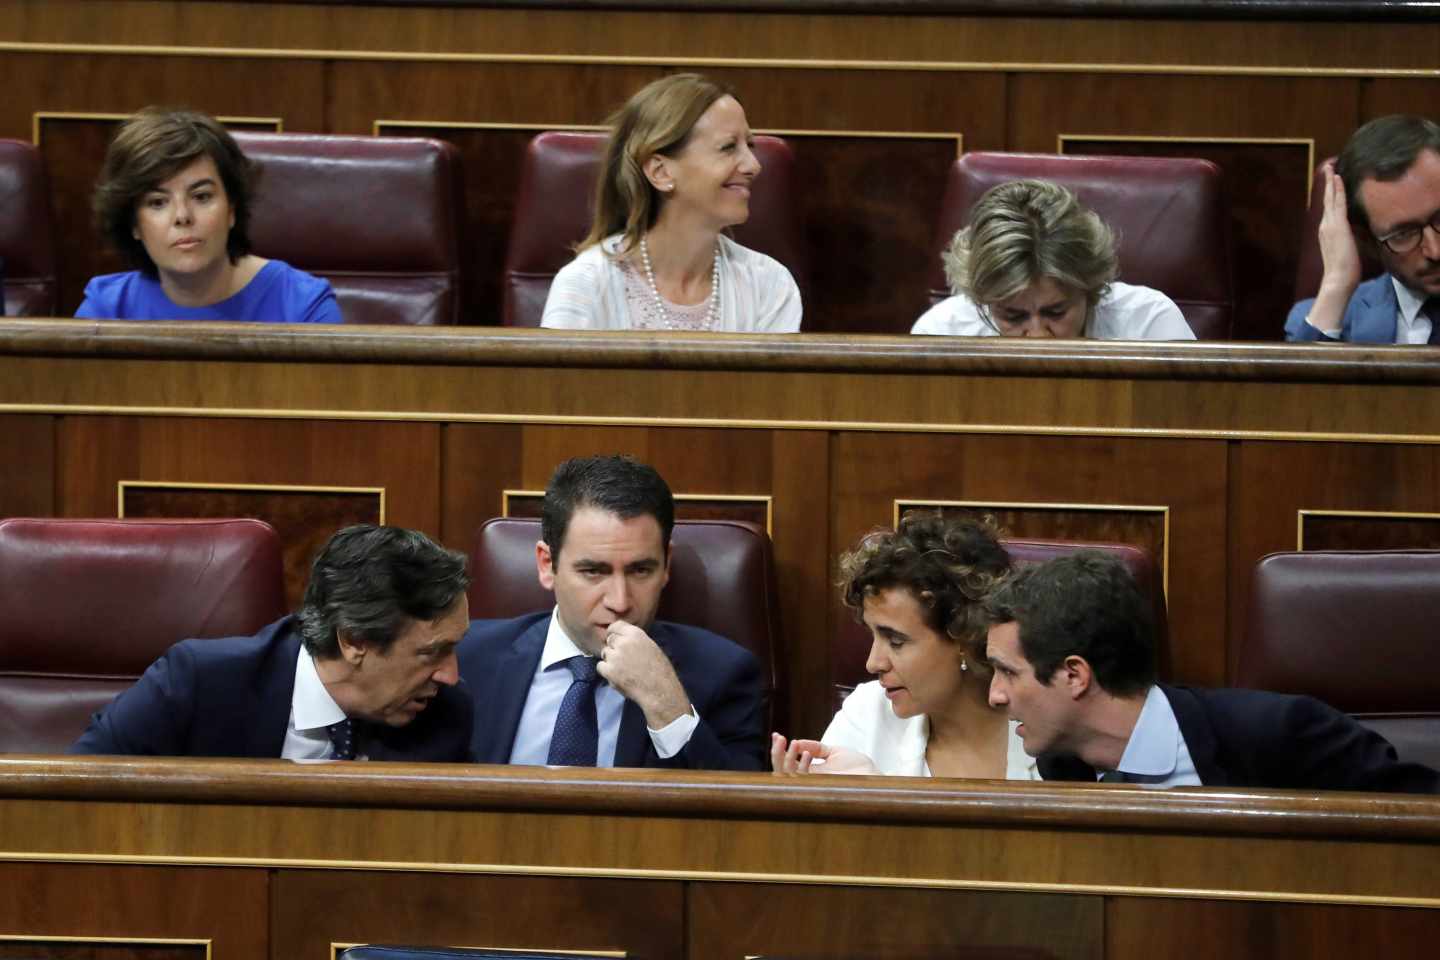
[0,850,1435,911]
[1296,508,1440,550]
[332,943,624,959]
[5,402,1440,447]
[0,934,211,958]
[117,480,388,525]
[32,111,284,146]
[1057,133,1317,206]
[4,42,1439,80]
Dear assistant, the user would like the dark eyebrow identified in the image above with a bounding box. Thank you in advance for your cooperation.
[873,625,909,642]
[186,178,218,191]
[624,558,660,573]
[571,558,612,572]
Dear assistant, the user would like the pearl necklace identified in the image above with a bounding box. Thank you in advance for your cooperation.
[639,235,720,330]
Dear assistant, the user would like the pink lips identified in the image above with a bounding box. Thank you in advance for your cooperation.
[173,237,201,250]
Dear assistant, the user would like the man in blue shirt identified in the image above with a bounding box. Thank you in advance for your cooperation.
[984,552,1438,793]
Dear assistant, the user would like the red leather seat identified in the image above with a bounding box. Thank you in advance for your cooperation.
[0,139,59,316]
[1291,156,1385,303]
[1238,550,1440,769]
[232,132,465,325]
[468,517,785,732]
[0,517,287,753]
[926,152,1234,339]
[831,538,1169,711]
[501,131,808,327]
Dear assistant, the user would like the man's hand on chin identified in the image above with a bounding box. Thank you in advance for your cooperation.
[596,620,692,728]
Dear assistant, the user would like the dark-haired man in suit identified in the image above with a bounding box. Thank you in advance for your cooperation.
[983,551,1438,793]
[72,524,473,761]
[1287,114,1440,343]
[459,455,765,771]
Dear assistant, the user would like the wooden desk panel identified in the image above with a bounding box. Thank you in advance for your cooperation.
[4,323,1440,734]
[1,759,1438,959]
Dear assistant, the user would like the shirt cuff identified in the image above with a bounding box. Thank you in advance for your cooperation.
[647,705,700,758]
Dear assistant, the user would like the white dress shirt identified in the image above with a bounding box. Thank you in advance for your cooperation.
[281,645,354,760]
[1391,276,1435,344]
[508,609,699,766]
[1105,684,1200,787]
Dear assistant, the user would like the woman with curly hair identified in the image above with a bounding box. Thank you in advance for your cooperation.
[772,512,1039,779]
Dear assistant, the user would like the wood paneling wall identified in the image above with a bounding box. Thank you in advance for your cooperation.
[6,323,1440,735]
[4,2,1437,333]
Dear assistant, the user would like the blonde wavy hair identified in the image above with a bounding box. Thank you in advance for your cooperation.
[942,179,1117,332]
[581,73,732,256]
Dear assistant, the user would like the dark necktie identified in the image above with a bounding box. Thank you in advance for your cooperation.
[547,655,600,766]
[1425,297,1440,345]
[326,718,357,761]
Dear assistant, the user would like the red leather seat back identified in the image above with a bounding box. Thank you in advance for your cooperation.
[926,152,1234,339]
[0,139,59,316]
[831,538,1168,712]
[468,517,785,731]
[501,131,808,327]
[232,132,464,325]
[0,517,287,752]
[1239,550,1440,769]
[1291,157,1385,303]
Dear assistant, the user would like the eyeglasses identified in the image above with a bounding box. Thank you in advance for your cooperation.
[1374,210,1440,255]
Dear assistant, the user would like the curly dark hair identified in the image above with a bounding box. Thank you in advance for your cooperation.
[92,106,258,277]
[839,511,1011,664]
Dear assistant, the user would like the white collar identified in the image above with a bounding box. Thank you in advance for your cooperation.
[540,606,596,673]
[291,644,348,732]
[1115,685,1182,777]
[1392,275,1432,325]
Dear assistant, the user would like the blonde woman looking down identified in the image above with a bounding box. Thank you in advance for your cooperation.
[540,74,801,333]
[772,513,1039,780]
[912,179,1193,340]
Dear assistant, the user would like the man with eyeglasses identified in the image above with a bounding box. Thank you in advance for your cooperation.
[1287,115,1440,343]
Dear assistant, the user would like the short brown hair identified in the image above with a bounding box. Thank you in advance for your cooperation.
[93,107,257,276]
[582,73,732,256]
[1337,115,1440,232]
[839,511,1011,666]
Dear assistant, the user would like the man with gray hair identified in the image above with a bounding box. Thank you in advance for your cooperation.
[1287,114,1440,342]
[72,524,474,760]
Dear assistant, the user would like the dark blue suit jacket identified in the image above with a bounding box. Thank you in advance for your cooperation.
[1038,684,1439,793]
[70,616,473,761]
[459,612,765,771]
[1285,273,1400,343]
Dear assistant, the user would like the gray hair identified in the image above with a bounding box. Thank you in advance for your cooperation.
[297,524,470,659]
[942,179,1117,330]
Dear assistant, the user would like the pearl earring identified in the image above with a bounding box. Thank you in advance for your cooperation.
[960,657,969,673]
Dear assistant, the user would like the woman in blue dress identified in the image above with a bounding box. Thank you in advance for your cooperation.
[76,107,339,323]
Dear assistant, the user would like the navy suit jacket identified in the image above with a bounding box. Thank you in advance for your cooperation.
[1285,273,1400,343]
[459,612,766,771]
[70,616,474,761]
[1038,684,1439,793]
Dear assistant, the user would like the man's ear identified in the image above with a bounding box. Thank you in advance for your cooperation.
[644,154,674,194]
[1059,655,1093,700]
[336,630,367,667]
[536,539,557,592]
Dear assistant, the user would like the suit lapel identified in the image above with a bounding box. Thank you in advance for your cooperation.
[1159,684,1224,786]
[1355,275,1400,343]
[471,616,548,764]
[248,619,300,758]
